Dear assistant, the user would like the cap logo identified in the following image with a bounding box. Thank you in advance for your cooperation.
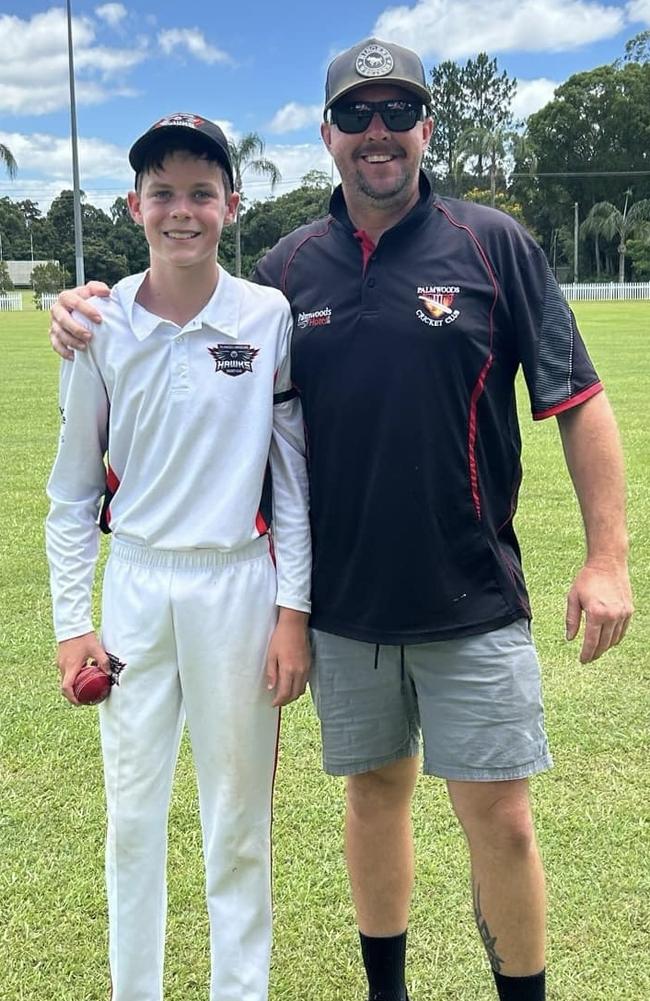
[154,113,204,130]
[355,43,394,78]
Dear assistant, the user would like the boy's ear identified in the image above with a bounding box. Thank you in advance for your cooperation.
[127,190,144,226]
[224,191,240,227]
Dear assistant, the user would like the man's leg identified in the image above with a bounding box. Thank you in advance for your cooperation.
[346,756,419,935]
[448,778,546,999]
[309,633,421,1000]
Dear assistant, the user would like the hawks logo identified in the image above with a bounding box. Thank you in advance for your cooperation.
[416,286,461,327]
[208,344,259,376]
[153,113,204,131]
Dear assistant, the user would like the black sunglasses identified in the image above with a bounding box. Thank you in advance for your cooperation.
[329,99,424,134]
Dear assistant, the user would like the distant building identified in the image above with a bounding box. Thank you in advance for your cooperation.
[6,260,60,287]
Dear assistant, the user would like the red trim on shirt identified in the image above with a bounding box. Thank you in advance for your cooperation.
[434,203,500,520]
[255,511,269,536]
[353,229,376,274]
[281,219,333,296]
[533,381,603,421]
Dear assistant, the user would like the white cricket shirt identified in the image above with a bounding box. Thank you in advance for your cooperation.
[46,267,311,641]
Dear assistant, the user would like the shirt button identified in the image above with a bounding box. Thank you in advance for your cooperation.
[367,278,376,288]
[176,335,185,343]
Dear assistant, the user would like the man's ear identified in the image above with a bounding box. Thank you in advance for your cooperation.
[127,190,143,226]
[320,121,333,151]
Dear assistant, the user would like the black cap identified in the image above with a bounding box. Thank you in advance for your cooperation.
[324,37,430,114]
[128,113,234,190]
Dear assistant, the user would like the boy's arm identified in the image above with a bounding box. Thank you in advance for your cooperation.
[46,340,110,701]
[49,282,111,359]
[265,312,312,707]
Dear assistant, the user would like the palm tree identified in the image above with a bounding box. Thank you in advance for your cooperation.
[582,192,650,283]
[228,133,281,276]
[454,126,536,207]
[1,143,17,179]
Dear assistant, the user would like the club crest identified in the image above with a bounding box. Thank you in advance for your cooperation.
[416,286,461,327]
[208,343,260,377]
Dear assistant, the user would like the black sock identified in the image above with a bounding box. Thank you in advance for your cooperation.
[493,968,545,1000]
[359,930,408,1001]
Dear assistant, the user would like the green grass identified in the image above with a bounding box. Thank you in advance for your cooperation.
[1,303,648,1000]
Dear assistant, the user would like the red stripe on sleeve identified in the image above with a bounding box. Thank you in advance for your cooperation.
[533,381,603,421]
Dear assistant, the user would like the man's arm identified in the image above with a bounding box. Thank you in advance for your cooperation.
[49,281,111,359]
[557,392,633,662]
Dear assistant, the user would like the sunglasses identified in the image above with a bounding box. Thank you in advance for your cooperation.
[329,99,424,134]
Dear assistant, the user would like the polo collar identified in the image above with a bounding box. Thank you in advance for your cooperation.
[114,267,242,341]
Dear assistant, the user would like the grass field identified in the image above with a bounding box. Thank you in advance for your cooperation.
[1,302,648,1001]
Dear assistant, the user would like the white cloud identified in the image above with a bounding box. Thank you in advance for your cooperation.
[626,0,650,23]
[0,129,131,183]
[512,79,560,119]
[158,28,232,65]
[268,102,322,134]
[95,4,127,28]
[373,0,626,59]
[242,143,337,203]
[0,9,147,115]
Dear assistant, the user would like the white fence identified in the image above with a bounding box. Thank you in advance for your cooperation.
[560,282,650,301]
[0,292,23,311]
[39,293,59,310]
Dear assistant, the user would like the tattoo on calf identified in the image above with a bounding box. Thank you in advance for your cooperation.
[473,881,504,973]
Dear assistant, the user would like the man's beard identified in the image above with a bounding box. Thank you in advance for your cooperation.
[354,161,416,207]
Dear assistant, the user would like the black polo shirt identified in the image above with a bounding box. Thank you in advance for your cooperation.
[254,174,602,644]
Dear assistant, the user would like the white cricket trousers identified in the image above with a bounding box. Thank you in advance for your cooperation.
[99,536,279,1001]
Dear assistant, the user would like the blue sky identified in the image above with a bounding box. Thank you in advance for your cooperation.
[1,0,648,212]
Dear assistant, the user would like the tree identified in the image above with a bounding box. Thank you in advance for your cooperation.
[425,60,469,193]
[1,143,17,179]
[32,262,71,307]
[581,193,650,282]
[228,133,281,277]
[0,260,14,293]
[424,54,516,194]
[463,53,517,177]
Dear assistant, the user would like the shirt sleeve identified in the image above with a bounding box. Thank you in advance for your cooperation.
[499,234,603,420]
[45,343,109,641]
[269,309,311,613]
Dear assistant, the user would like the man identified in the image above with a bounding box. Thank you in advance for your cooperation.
[50,37,632,1001]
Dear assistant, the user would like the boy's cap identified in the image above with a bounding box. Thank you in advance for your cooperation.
[128,113,234,189]
[324,37,430,113]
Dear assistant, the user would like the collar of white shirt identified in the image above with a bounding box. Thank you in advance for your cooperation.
[113,266,241,342]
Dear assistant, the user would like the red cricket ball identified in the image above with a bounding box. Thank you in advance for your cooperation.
[73,663,111,705]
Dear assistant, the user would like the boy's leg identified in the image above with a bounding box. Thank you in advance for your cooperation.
[100,546,184,1001]
[174,540,279,1001]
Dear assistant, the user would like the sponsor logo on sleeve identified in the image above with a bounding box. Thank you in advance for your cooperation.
[208,344,260,376]
[297,306,332,330]
[416,286,461,327]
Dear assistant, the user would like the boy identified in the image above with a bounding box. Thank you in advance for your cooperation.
[45,113,311,1001]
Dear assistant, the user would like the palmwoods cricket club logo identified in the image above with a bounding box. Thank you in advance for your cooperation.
[208,344,260,376]
[416,286,461,327]
[297,306,332,330]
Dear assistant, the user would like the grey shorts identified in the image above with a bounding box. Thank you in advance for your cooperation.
[309,619,553,781]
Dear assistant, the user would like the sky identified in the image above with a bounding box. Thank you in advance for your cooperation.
[1,0,649,213]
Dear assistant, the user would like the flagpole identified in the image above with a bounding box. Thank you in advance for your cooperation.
[66,0,84,284]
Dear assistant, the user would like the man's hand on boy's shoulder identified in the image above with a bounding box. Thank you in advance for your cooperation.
[266,608,311,708]
[50,281,111,360]
[58,632,110,706]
